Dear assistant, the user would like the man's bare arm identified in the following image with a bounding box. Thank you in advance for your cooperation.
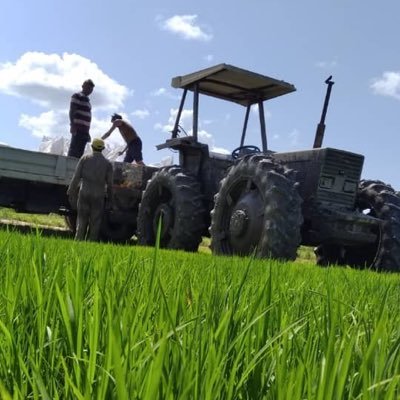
[118,144,128,156]
[102,121,120,140]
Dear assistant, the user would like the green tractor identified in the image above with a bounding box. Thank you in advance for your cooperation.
[137,64,400,271]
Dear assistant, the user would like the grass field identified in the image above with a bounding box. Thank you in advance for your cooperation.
[1,227,400,399]
[0,207,316,262]
[0,208,67,228]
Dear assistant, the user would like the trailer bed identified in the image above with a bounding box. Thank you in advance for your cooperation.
[0,145,78,186]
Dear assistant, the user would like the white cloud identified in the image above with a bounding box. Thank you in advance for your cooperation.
[153,122,164,131]
[371,71,400,99]
[0,52,129,110]
[160,15,213,41]
[152,87,167,96]
[0,52,131,139]
[204,54,214,63]
[198,129,212,142]
[198,130,229,154]
[154,108,192,134]
[251,104,272,119]
[19,110,67,138]
[18,110,125,145]
[132,109,150,119]
[151,87,179,100]
[289,129,300,147]
[212,146,230,155]
[315,59,338,69]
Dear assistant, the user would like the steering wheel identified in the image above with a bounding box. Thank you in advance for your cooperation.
[231,145,261,159]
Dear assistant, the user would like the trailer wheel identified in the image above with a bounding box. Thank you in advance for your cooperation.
[314,244,344,267]
[210,155,303,260]
[137,166,206,251]
[100,211,137,243]
[315,180,400,271]
[65,210,136,243]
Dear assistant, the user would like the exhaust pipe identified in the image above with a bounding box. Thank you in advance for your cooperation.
[313,76,335,148]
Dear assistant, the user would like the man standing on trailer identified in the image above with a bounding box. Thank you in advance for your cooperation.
[102,113,144,165]
[67,138,113,241]
[68,79,95,158]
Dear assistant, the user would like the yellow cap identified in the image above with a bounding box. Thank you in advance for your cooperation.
[91,138,105,151]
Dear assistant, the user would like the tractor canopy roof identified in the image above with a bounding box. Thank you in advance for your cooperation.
[171,63,296,107]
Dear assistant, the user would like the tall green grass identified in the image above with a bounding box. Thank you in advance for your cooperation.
[0,229,400,399]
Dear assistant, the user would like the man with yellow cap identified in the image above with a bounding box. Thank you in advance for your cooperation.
[67,138,113,241]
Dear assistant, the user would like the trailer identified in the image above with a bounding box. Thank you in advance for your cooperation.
[0,145,157,242]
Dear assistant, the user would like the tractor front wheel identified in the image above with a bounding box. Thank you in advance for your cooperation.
[137,166,206,251]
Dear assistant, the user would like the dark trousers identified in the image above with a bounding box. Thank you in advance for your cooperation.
[75,193,105,241]
[124,137,143,163]
[68,132,91,158]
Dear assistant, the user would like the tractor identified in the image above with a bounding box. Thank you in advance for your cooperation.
[136,63,400,271]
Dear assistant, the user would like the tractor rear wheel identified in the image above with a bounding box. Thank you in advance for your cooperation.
[210,155,303,260]
[315,180,400,271]
[137,166,206,251]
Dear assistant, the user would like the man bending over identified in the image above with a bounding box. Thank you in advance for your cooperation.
[102,113,144,165]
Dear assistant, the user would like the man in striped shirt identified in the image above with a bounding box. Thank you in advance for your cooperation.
[67,79,95,158]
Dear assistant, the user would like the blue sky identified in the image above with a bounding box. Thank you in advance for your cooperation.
[1,0,399,187]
